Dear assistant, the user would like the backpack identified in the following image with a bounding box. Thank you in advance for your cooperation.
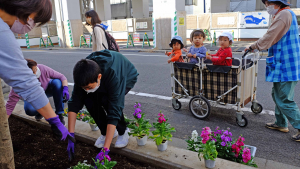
[94,25,120,52]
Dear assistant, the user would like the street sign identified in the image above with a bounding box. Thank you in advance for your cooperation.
[133,33,140,43]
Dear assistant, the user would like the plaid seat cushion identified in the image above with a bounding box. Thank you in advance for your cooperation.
[174,65,238,104]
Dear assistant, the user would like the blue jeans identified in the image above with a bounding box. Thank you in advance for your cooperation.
[24,79,64,116]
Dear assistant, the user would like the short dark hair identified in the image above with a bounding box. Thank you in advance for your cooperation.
[73,59,102,87]
[169,39,184,49]
[25,59,37,69]
[85,10,102,27]
[262,0,289,8]
[0,0,52,26]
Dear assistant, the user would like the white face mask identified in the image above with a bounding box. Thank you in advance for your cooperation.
[266,5,279,15]
[35,67,41,78]
[84,79,100,94]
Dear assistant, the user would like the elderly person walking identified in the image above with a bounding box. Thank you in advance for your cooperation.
[245,0,300,141]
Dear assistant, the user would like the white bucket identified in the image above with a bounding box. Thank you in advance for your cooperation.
[136,135,147,146]
[157,141,168,151]
[89,124,99,131]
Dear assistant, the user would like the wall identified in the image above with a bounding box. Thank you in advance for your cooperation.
[211,0,231,13]
[230,0,256,12]
[111,3,127,19]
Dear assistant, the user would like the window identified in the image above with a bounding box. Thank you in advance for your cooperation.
[185,0,197,6]
[110,0,126,4]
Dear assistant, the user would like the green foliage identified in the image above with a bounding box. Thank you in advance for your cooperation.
[186,135,202,152]
[149,118,176,146]
[93,158,117,169]
[127,113,152,138]
[198,140,218,161]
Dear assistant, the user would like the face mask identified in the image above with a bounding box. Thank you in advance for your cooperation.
[35,67,41,79]
[84,79,100,94]
[266,5,279,15]
[86,18,91,24]
[11,17,36,34]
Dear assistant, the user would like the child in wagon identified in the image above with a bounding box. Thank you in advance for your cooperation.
[165,36,185,63]
[206,32,233,66]
[186,29,208,63]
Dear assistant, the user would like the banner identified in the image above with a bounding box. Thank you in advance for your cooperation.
[133,33,140,42]
[239,11,269,28]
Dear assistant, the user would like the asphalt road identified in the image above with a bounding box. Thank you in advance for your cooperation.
[22,49,300,167]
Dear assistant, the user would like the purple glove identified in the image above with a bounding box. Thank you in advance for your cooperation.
[63,86,69,101]
[46,115,75,142]
[67,133,75,161]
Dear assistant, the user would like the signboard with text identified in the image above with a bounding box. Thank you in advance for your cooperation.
[239,11,270,28]
[133,33,140,42]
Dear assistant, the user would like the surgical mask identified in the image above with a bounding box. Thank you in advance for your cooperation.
[266,5,279,15]
[11,17,36,34]
[35,67,41,79]
[84,79,100,94]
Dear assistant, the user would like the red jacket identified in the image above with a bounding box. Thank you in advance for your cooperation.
[211,47,232,66]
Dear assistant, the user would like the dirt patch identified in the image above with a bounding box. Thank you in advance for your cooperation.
[9,116,160,169]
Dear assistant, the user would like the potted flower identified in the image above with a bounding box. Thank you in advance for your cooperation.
[127,102,152,146]
[186,130,202,152]
[198,127,218,168]
[149,112,176,151]
[88,117,99,131]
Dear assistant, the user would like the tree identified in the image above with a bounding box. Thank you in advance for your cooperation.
[0,79,15,169]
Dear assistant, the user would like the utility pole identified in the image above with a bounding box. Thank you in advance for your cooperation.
[0,79,15,169]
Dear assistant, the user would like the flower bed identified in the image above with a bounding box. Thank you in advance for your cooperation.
[9,116,160,169]
[186,127,258,168]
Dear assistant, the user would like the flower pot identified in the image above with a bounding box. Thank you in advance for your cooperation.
[157,140,168,151]
[204,159,215,168]
[244,145,257,157]
[89,124,99,131]
[136,135,147,146]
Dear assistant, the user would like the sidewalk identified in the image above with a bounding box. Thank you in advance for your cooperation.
[8,101,300,169]
[25,41,262,54]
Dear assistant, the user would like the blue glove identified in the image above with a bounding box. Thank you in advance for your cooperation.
[62,86,69,102]
[95,148,110,165]
[67,133,75,161]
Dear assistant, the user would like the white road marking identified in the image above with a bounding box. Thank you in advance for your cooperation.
[67,82,274,115]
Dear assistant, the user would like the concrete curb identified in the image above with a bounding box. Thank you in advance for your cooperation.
[9,104,256,169]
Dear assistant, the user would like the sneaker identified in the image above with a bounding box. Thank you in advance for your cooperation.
[35,113,44,121]
[94,130,118,148]
[266,123,289,133]
[115,128,130,148]
[58,114,65,126]
[292,131,300,142]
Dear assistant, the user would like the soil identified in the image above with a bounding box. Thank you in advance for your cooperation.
[9,116,160,169]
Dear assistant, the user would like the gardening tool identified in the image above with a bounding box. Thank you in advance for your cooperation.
[63,94,67,103]
[67,133,75,162]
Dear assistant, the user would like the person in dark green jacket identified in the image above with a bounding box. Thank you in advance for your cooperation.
[66,50,138,159]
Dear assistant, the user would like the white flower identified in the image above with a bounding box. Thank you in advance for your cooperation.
[195,147,199,151]
[193,138,198,142]
[192,130,198,137]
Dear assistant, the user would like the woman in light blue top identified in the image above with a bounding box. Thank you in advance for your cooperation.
[0,0,74,143]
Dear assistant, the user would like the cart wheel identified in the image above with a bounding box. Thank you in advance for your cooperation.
[251,103,263,114]
[189,96,211,119]
[236,115,248,127]
[172,100,181,110]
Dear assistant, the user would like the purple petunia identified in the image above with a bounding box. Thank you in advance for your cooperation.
[221,142,226,146]
[136,113,142,119]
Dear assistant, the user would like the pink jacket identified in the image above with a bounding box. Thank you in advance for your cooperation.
[6,64,67,115]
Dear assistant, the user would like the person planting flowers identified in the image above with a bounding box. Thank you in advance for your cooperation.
[127,103,152,142]
[67,50,139,161]
[149,112,176,150]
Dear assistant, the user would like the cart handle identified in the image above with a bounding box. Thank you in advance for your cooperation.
[242,50,251,59]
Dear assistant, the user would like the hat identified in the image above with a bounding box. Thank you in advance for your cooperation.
[190,29,206,42]
[218,32,233,43]
[262,0,291,6]
[169,36,184,49]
